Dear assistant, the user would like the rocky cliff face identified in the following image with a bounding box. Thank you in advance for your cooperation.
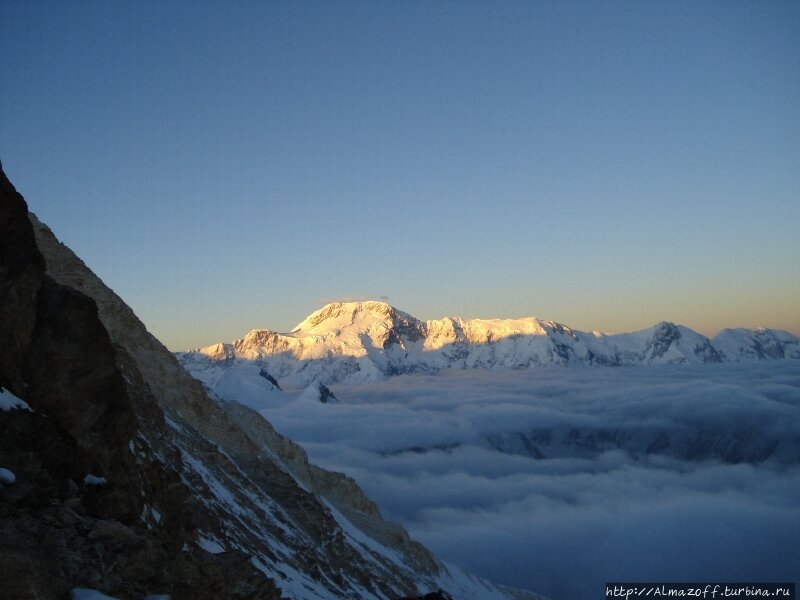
[1,165,529,600]
[1,165,279,598]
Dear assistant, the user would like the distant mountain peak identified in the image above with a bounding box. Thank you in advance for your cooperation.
[179,304,798,390]
[293,301,415,332]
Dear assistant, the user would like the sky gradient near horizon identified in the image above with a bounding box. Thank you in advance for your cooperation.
[2,1,799,350]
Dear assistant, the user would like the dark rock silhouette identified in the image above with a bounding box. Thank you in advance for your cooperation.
[1,163,281,598]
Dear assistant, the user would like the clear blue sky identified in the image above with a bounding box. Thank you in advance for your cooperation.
[2,1,798,350]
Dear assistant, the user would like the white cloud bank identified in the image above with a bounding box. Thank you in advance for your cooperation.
[263,362,800,600]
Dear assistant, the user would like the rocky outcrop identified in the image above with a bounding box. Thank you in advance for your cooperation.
[1,163,279,598]
[2,164,525,599]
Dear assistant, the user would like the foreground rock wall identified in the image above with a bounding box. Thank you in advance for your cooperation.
[3,164,528,599]
[1,164,279,598]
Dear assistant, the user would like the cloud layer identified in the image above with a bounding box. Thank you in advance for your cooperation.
[265,363,800,600]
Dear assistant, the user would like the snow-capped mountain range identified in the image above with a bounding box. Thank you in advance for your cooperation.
[177,301,800,391]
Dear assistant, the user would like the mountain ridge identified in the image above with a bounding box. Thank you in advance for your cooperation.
[178,301,798,390]
[2,166,532,599]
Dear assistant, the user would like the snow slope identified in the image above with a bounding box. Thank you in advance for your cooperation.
[713,327,800,361]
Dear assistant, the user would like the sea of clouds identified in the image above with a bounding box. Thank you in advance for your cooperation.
[265,362,800,600]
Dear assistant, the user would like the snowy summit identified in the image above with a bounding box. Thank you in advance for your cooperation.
[177,301,799,390]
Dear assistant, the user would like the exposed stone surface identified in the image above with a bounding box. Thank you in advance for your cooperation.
[25,211,442,598]
[1,163,279,598]
[3,164,528,599]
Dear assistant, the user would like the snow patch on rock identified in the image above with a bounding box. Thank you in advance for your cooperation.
[0,467,16,485]
[83,474,108,486]
[70,589,118,600]
[0,387,31,412]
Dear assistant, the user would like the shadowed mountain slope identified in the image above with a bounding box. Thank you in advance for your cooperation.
[1,165,533,600]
